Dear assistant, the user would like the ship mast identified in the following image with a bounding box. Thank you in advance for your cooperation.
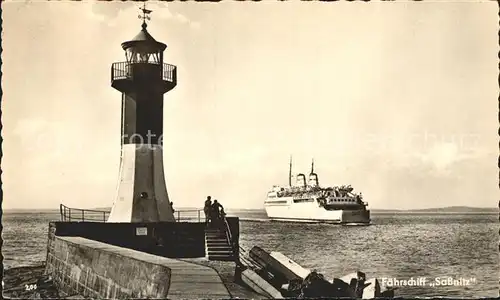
[309,158,319,187]
[289,155,293,186]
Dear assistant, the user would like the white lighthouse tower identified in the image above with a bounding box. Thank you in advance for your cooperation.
[107,5,176,223]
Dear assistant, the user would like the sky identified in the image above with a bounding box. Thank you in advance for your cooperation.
[2,1,498,210]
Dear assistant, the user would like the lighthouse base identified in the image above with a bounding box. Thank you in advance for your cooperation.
[107,144,175,223]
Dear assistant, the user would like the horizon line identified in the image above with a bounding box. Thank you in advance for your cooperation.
[3,205,498,211]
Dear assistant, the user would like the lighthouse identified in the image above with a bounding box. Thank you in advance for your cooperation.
[107,5,176,222]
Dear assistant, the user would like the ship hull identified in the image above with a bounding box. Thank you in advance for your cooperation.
[264,198,370,224]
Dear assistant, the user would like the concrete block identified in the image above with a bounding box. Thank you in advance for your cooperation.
[241,268,283,299]
[362,278,381,299]
[269,251,311,279]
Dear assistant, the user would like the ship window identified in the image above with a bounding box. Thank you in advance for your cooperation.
[265,200,287,204]
[293,198,314,203]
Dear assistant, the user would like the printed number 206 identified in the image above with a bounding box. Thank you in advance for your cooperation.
[25,284,37,291]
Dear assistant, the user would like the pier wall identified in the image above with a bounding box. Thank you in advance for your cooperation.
[45,235,172,298]
[47,217,239,258]
[43,219,241,298]
[48,221,202,257]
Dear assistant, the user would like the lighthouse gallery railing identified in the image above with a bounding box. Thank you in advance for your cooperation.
[111,61,177,83]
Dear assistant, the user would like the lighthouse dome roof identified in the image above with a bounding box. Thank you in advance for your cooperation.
[121,23,167,53]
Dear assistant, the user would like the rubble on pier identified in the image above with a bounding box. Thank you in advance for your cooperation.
[237,246,396,299]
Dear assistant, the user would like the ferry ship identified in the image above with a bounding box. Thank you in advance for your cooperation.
[264,158,371,225]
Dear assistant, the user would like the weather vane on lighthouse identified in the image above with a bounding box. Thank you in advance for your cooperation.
[138,2,153,28]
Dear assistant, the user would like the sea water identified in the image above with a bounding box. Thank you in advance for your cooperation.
[2,210,497,297]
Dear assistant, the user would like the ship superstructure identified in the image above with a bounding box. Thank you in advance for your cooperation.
[264,158,371,224]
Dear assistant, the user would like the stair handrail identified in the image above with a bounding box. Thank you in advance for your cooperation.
[222,215,239,262]
[223,215,233,245]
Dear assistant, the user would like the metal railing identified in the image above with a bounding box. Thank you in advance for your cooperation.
[175,209,205,222]
[60,204,205,223]
[162,63,177,83]
[111,61,132,81]
[111,61,177,84]
[60,204,109,222]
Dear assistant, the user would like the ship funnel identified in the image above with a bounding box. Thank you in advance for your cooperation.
[296,173,307,187]
[309,173,319,187]
[308,158,319,187]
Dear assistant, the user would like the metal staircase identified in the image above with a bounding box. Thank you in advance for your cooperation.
[205,219,237,261]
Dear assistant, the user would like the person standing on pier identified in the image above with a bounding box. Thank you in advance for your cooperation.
[211,200,224,226]
[204,196,212,225]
